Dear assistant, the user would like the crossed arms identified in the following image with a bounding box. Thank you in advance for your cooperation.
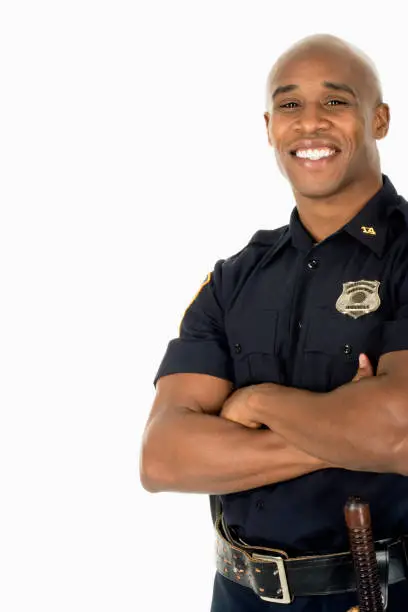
[140,351,408,495]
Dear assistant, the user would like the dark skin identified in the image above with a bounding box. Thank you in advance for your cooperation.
[141,37,405,496]
[140,358,372,494]
[221,40,408,476]
[141,373,330,494]
[264,40,390,242]
[221,352,408,474]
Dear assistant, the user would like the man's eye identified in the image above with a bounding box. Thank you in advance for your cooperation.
[327,99,348,106]
[279,102,299,109]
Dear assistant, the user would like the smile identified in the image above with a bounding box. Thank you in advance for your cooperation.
[295,147,337,160]
[288,146,341,170]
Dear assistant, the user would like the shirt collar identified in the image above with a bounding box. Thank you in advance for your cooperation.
[289,207,315,252]
[289,174,403,257]
[342,175,400,257]
[259,227,291,268]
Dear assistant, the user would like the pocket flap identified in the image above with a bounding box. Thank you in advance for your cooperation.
[226,309,278,356]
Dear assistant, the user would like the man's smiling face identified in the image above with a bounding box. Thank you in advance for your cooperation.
[264,49,389,199]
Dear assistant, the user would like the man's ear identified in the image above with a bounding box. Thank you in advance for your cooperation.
[264,112,270,129]
[373,103,390,140]
[264,112,274,147]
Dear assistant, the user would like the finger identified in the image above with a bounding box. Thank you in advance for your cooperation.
[352,354,371,381]
[358,353,374,375]
[352,354,374,382]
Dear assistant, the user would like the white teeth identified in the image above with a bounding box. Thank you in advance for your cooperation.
[295,148,336,160]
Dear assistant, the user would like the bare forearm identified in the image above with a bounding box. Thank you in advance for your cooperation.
[140,409,329,494]
[252,375,404,473]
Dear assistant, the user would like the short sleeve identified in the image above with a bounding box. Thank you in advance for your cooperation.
[382,265,408,354]
[153,260,234,386]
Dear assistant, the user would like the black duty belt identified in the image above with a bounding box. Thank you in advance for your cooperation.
[215,515,408,605]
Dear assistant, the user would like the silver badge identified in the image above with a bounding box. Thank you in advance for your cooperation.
[336,280,381,319]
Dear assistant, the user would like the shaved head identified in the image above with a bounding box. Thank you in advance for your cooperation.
[266,34,383,112]
[263,33,390,201]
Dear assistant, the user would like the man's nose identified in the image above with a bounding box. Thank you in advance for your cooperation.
[295,103,331,132]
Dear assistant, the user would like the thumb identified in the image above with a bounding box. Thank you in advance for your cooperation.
[352,354,374,382]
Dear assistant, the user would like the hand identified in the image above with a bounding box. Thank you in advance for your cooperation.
[220,386,262,429]
[220,354,374,430]
[352,354,374,382]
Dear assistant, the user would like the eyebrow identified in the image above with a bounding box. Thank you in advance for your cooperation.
[272,81,357,100]
[323,81,357,98]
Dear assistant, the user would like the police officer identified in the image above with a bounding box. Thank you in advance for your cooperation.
[140,34,408,610]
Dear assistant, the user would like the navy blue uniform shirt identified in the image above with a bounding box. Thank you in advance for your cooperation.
[154,175,408,609]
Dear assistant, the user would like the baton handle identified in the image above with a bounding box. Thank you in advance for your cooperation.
[344,497,384,611]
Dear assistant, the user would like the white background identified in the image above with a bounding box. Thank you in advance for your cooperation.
[0,1,406,610]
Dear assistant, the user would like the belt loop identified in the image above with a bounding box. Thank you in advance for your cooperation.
[220,513,236,545]
[376,542,390,610]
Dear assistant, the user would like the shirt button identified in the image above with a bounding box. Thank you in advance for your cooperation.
[343,344,353,355]
[298,321,302,329]
[307,259,319,270]
[234,343,242,354]
[256,500,264,510]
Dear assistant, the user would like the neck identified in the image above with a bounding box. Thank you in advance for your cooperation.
[293,173,383,243]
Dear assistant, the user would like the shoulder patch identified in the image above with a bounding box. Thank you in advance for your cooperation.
[187,272,212,307]
[197,272,212,294]
[179,272,212,331]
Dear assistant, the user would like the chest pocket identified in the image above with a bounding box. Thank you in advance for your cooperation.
[226,309,283,388]
[303,310,382,391]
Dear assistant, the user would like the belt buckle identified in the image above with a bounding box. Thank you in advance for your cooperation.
[252,553,292,604]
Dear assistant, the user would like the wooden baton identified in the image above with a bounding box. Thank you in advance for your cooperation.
[344,496,384,612]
